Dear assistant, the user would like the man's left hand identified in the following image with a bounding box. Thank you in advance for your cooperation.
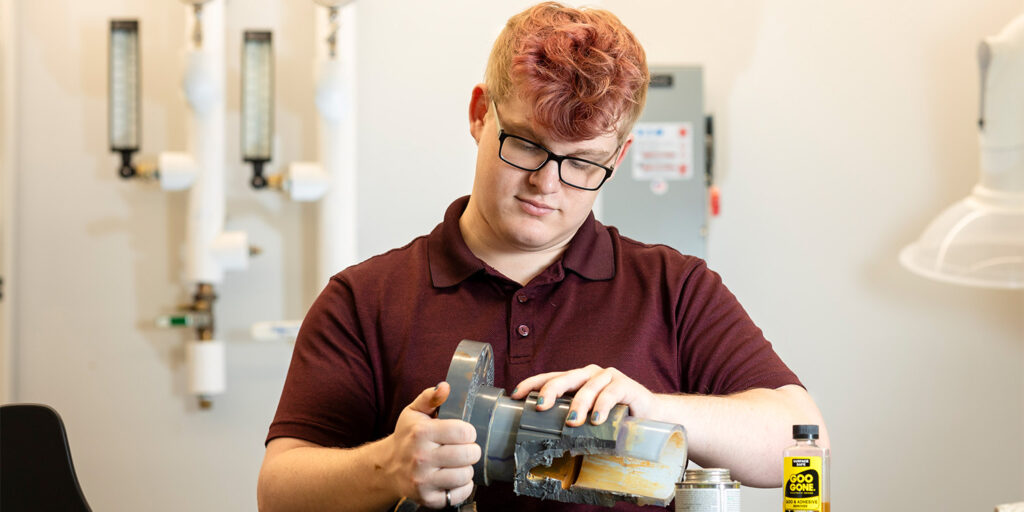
[508,365,658,427]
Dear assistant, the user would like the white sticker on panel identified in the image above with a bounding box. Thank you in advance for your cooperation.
[631,122,694,181]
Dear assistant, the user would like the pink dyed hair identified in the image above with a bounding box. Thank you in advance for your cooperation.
[485,2,649,143]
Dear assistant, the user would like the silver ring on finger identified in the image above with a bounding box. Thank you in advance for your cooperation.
[445,489,452,508]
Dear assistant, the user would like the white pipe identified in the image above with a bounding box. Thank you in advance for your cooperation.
[249,2,357,343]
[179,0,245,404]
[316,1,358,284]
[183,0,247,285]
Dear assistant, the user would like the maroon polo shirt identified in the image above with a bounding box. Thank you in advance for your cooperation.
[268,195,801,511]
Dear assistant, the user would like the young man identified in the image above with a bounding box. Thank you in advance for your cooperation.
[258,3,828,511]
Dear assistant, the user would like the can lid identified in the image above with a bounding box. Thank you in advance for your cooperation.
[793,424,819,439]
[683,468,733,483]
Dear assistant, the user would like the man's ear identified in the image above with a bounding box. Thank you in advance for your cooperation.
[609,134,634,179]
[468,84,489,144]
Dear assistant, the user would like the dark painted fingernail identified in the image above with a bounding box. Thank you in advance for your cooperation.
[567,411,578,422]
[512,387,519,395]
[591,411,600,423]
[537,396,545,406]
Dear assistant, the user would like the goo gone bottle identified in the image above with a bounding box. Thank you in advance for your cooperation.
[783,425,828,512]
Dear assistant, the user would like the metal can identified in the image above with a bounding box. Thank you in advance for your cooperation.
[675,468,741,512]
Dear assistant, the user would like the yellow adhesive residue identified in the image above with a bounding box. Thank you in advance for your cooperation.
[783,456,822,511]
[527,453,676,501]
[668,431,686,451]
[573,455,671,499]
[527,453,583,490]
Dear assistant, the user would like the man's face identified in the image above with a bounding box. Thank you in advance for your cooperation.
[466,92,625,254]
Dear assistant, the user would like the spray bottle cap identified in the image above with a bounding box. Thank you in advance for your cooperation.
[793,424,819,439]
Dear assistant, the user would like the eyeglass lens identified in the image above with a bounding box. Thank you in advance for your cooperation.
[500,135,608,190]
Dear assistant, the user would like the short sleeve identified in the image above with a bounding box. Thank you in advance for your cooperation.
[266,276,379,448]
[676,261,803,395]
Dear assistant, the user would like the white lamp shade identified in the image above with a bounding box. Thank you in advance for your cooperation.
[900,186,1024,289]
[901,13,1024,290]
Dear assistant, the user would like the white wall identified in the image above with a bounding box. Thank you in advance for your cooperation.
[6,1,1024,511]
[1,0,17,402]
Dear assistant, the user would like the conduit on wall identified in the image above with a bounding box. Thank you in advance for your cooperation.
[181,0,251,408]
[109,0,359,404]
[251,0,358,342]
[110,0,252,409]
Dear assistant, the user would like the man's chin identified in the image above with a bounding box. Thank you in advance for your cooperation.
[505,227,568,252]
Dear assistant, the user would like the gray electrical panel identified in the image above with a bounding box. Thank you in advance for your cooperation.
[599,66,707,259]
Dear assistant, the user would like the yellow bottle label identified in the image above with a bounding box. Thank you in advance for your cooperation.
[783,456,822,511]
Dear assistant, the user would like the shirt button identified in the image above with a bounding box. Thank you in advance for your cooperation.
[517,324,530,337]
[516,293,528,303]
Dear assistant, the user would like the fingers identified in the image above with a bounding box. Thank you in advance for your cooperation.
[394,389,479,508]
[509,366,652,427]
[407,435,476,509]
[430,465,475,488]
[536,365,602,410]
[432,419,476,445]
[512,365,604,410]
[422,480,475,510]
[404,418,476,451]
[585,375,634,426]
[565,368,617,426]
[408,382,451,416]
[508,371,565,400]
[401,384,476,450]
[448,481,475,508]
[432,432,481,463]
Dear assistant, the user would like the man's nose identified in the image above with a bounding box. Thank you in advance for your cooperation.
[529,159,561,193]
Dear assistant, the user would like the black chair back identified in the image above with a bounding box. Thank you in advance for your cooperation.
[1,403,92,512]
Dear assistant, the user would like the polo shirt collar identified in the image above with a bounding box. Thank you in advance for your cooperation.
[427,195,615,288]
[562,210,615,281]
[427,196,484,288]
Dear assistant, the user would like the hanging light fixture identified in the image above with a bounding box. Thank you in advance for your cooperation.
[900,14,1024,289]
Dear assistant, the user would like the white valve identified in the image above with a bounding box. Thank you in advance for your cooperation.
[157,152,198,191]
[285,162,330,202]
[211,231,250,272]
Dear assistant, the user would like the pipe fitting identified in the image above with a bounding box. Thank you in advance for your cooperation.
[438,340,688,508]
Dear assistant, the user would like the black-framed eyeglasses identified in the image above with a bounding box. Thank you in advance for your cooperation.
[492,101,619,191]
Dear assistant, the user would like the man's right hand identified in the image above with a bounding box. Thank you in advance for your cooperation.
[384,382,480,509]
